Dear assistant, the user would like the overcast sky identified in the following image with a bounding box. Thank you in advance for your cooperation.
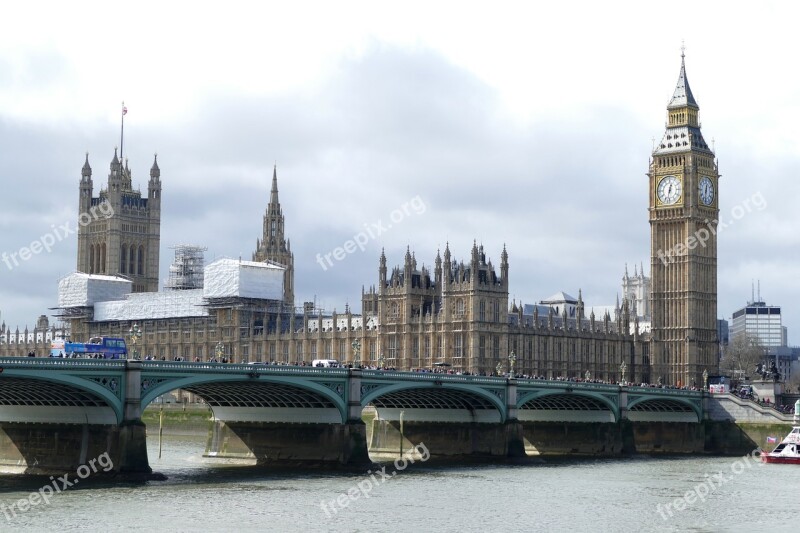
[1,1,799,343]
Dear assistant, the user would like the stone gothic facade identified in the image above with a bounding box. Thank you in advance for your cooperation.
[2,55,718,387]
[252,165,294,306]
[0,315,68,357]
[76,150,161,293]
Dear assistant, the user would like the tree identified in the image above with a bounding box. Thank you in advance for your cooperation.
[720,333,766,383]
[786,372,800,394]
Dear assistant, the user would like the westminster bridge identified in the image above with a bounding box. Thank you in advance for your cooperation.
[0,358,753,474]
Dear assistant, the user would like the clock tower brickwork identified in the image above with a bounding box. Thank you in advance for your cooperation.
[649,53,720,387]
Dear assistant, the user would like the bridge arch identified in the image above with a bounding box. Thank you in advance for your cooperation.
[140,375,348,424]
[516,391,619,422]
[0,372,123,424]
[626,397,700,422]
[361,383,506,423]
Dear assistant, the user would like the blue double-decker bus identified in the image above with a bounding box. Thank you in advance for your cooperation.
[59,337,128,359]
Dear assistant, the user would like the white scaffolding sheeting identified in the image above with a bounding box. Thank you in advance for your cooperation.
[203,258,283,300]
[58,273,132,308]
[165,244,206,290]
[93,289,207,322]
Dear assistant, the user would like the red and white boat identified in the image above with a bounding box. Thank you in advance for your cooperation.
[761,426,800,464]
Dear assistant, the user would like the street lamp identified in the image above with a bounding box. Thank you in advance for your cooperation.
[619,360,627,386]
[508,351,516,378]
[215,341,224,362]
[128,323,141,360]
[702,368,709,391]
[378,353,385,369]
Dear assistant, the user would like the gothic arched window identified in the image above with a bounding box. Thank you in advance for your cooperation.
[138,246,145,275]
[120,245,127,274]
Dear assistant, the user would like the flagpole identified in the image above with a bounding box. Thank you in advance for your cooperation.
[120,101,125,162]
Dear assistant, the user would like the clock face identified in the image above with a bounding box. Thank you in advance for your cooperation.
[657,175,682,205]
[699,176,714,205]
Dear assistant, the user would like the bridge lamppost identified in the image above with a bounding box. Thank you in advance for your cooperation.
[619,360,627,386]
[495,361,503,377]
[702,368,709,391]
[585,370,591,382]
[128,323,141,360]
[215,341,224,363]
[378,353,385,370]
[508,351,516,378]
[351,339,361,368]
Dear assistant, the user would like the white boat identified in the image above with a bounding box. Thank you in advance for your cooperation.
[761,426,800,465]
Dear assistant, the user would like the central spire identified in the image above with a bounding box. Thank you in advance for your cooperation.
[653,50,711,155]
[668,50,698,109]
[270,163,279,207]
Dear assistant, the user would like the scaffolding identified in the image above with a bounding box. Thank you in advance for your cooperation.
[165,245,207,291]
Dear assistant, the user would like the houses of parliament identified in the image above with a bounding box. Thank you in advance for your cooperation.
[0,55,720,387]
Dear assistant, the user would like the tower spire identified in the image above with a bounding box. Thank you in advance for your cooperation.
[253,163,293,305]
[668,48,697,109]
[270,163,279,207]
[82,152,92,178]
[654,50,710,155]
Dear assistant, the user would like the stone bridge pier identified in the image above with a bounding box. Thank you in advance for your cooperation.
[203,370,370,466]
[114,360,151,473]
[357,375,525,462]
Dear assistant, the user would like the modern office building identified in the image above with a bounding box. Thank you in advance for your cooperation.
[730,300,785,348]
[717,319,729,346]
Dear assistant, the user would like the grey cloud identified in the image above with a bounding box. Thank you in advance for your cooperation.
[1,44,798,342]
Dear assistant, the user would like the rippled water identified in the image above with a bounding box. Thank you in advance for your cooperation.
[1,435,798,532]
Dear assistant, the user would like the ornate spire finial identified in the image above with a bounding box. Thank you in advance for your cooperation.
[681,40,686,59]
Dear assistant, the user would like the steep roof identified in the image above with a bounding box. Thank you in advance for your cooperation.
[667,53,698,109]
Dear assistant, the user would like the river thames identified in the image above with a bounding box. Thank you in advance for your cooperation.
[1,434,798,532]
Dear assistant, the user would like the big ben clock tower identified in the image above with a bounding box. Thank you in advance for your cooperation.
[649,51,719,387]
